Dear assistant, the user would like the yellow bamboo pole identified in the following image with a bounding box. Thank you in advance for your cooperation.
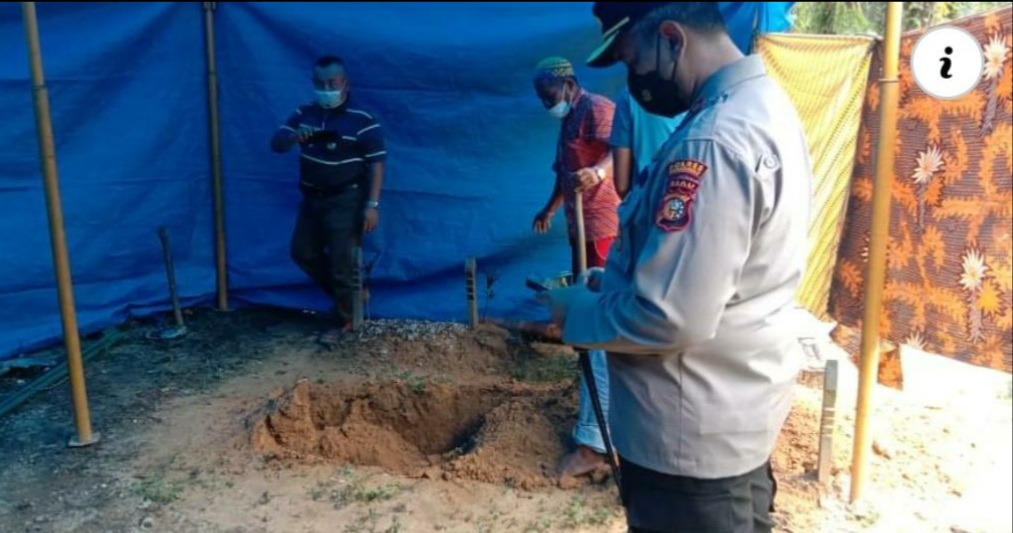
[204,2,229,311]
[851,1,903,504]
[21,1,99,447]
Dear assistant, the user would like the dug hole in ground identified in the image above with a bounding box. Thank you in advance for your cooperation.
[0,308,1010,533]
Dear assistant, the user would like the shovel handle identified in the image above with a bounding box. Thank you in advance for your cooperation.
[574,193,587,276]
[158,227,184,328]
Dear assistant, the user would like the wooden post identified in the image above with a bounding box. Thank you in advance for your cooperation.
[465,258,478,329]
[203,2,229,311]
[818,359,839,490]
[352,247,363,330]
[573,194,588,276]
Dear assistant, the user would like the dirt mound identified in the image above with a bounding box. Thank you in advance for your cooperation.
[252,379,576,489]
[771,398,823,532]
[345,322,528,378]
[442,396,571,489]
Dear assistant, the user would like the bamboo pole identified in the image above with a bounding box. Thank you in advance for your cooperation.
[21,1,99,448]
[204,2,229,311]
[851,1,903,504]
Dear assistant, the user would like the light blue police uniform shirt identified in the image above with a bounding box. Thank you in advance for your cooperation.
[564,56,814,479]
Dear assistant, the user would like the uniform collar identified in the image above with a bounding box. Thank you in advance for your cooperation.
[690,55,766,111]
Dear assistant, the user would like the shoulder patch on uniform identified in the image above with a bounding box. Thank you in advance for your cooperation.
[655,159,708,232]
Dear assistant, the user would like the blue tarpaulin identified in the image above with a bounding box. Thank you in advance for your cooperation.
[0,2,794,360]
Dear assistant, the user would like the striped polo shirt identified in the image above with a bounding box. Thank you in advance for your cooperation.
[279,97,387,191]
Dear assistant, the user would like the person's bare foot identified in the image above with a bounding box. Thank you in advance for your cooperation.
[558,445,607,480]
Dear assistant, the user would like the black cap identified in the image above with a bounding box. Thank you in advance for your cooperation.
[587,2,671,68]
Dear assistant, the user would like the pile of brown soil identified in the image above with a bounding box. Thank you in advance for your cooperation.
[251,379,577,489]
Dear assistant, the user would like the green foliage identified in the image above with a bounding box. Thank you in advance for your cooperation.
[790,2,1009,35]
[135,475,183,505]
[793,2,874,35]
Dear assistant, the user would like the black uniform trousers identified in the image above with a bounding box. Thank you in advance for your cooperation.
[290,184,364,327]
[621,457,777,533]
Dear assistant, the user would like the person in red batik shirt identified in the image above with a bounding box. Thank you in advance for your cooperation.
[531,56,621,480]
[532,56,621,274]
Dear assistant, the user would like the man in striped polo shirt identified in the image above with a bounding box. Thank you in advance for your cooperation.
[271,55,387,345]
[530,56,621,481]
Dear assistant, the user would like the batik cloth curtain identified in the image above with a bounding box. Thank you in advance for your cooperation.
[756,33,876,319]
[830,7,1013,377]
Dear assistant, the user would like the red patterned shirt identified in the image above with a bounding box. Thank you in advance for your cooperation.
[553,90,621,242]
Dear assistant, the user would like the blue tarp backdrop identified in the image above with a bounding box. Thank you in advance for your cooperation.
[0,2,793,360]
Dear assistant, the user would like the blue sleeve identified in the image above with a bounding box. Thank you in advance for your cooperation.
[609,89,632,149]
[357,115,387,163]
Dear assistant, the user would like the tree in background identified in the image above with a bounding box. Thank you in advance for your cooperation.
[791,2,1010,35]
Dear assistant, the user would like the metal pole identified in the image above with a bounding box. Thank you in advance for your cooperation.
[851,0,903,504]
[21,1,99,448]
[465,258,479,329]
[204,2,229,312]
[0,331,120,421]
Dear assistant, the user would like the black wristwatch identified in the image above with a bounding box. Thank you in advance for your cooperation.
[365,200,380,210]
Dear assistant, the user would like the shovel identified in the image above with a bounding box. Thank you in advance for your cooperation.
[572,193,623,495]
[146,227,187,340]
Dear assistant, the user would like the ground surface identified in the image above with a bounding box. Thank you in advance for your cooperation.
[0,308,1010,533]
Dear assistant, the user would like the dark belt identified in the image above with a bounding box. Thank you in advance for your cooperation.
[299,181,360,198]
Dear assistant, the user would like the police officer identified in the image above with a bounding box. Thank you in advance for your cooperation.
[271,55,387,346]
[542,3,812,532]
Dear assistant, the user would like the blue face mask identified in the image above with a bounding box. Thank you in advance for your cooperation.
[315,89,343,108]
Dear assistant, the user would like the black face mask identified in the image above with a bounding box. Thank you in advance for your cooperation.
[628,35,689,118]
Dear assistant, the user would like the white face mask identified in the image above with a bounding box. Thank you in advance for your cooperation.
[315,89,343,108]
[547,87,571,119]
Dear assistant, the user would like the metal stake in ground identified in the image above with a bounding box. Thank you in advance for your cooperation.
[572,193,622,495]
[466,258,479,329]
[818,359,839,491]
[147,227,187,340]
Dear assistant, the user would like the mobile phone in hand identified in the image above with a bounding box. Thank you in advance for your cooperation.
[311,130,338,142]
